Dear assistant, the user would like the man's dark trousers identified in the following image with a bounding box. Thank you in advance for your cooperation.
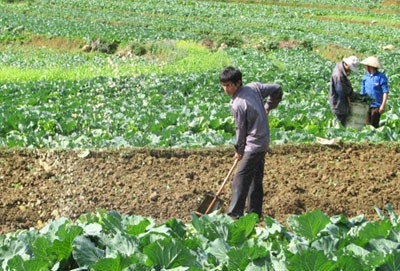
[228,151,266,218]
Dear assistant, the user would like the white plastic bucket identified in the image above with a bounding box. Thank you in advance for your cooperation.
[346,103,369,130]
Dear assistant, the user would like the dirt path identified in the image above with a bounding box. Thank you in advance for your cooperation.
[1,143,399,233]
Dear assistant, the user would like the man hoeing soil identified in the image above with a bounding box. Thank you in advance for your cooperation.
[219,66,282,219]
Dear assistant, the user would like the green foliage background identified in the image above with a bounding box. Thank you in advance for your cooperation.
[0,0,399,148]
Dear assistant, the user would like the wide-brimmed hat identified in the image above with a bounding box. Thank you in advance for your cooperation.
[360,56,383,69]
[342,56,359,72]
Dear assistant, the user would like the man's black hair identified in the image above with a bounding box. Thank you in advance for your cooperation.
[219,66,242,84]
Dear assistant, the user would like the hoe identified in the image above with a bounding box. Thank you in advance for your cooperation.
[195,159,239,216]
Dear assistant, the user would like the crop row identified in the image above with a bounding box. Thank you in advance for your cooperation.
[0,0,399,148]
[0,40,230,82]
[1,46,399,148]
[1,206,400,270]
[1,0,398,47]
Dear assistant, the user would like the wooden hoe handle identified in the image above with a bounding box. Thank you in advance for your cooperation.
[216,158,239,196]
[204,159,239,214]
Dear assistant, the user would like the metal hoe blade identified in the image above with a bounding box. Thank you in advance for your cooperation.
[195,194,223,216]
[195,159,238,216]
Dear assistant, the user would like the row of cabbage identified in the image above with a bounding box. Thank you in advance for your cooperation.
[1,46,399,148]
[0,0,399,148]
[1,206,400,270]
[256,0,396,8]
[1,0,398,47]
[0,39,230,82]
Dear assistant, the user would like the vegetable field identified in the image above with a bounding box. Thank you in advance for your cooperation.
[2,207,400,271]
[1,0,400,270]
[1,145,400,270]
[1,0,399,148]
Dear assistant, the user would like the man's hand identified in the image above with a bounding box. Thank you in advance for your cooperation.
[380,93,389,114]
[235,152,243,161]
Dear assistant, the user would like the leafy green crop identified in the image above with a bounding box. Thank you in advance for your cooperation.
[1,206,400,270]
[0,0,399,148]
[0,40,230,82]
[351,92,374,104]
[1,46,399,148]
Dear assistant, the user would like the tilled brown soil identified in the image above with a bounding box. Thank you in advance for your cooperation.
[1,143,399,234]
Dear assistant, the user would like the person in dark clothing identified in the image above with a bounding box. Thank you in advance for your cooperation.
[329,56,359,127]
[219,66,282,219]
